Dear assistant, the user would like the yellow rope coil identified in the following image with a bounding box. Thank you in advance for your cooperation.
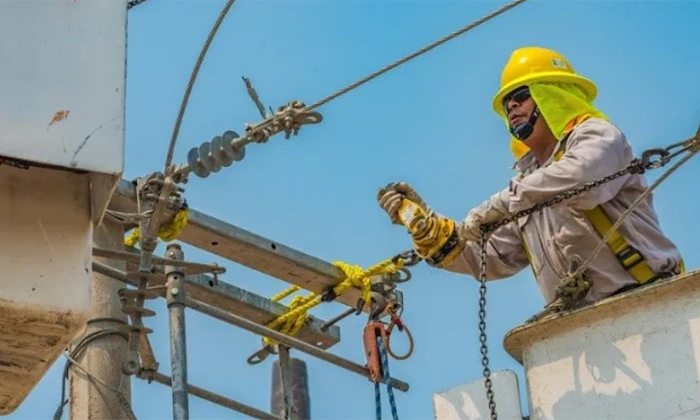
[124,208,190,247]
[261,256,405,348]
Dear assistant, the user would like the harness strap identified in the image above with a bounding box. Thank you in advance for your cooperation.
[552,145,684,284]
[518,133,685,285]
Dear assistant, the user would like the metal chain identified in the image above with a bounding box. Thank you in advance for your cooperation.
[482,137,698,236]
[482,166,632,236]
[478,230,497,420]
[473,136,699,420]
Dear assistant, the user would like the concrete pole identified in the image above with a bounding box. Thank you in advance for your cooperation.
[69,218,133,420]
[271,347,311,420]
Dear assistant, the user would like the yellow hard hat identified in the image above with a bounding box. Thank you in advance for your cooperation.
[492,46,598,117]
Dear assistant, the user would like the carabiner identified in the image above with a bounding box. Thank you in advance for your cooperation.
[394,268,412,283]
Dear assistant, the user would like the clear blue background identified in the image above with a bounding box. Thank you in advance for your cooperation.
[12,0,700,419]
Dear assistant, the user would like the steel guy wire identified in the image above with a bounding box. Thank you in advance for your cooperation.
[163,0,530,176]
[305,0,531,111]
[164,0,238,173]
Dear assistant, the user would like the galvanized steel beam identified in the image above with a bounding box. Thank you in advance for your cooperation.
[138,371,284,420]
[92,259,341,350]
[94,263,409,391]
[109,180,368,312]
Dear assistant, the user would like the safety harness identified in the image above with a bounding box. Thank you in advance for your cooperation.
[517,116,685,292]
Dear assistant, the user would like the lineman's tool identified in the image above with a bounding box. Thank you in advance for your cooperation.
[378,184,464,268]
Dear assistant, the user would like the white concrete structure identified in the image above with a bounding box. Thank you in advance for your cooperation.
[0,0,126,413]
[505,269,700,420]
[433,270,700,420]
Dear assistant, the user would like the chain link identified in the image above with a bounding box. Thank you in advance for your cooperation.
[478,229,497,419]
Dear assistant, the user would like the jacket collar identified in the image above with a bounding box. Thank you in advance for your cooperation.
[510,114,593,173]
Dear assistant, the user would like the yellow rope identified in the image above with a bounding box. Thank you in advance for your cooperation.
[124,208,190,247]
[261,257,405,348]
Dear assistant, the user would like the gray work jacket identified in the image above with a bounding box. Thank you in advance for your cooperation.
[444,118,683,304]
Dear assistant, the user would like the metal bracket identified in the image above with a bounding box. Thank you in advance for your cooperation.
[245,100,322,143]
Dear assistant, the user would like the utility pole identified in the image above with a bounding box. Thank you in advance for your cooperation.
[271,346,311,420]
[69,218,133,420]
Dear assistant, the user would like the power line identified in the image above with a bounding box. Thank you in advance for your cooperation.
[164,0,238,173]
[306,0,531,111]
[165,0,529,175]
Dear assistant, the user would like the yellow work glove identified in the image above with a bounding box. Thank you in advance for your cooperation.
[377,182,433,225]
[377,182,465,267]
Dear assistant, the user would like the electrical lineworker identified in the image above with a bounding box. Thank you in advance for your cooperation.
[377,46,684,319]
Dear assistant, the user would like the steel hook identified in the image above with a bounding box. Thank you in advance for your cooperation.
[640,148,671,169]
[393,268,412,283]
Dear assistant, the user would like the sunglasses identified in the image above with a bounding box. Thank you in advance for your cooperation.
[502,86,531,113]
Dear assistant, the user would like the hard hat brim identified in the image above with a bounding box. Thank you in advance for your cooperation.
[492,72,598,117]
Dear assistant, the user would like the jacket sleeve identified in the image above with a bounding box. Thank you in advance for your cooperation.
[507,119,635,213]
[440,220,530,281]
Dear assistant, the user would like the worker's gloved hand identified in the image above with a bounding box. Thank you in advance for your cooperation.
[458,191,511,242]
[376,182,432,225]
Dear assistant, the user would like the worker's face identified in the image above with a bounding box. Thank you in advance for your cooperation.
[503,86,549,147]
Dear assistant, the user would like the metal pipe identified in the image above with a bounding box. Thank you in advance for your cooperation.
[185,299,410,392]
[320,307,356,331]
[165,244,189,420]
[139,371,284,420]
[92,261,410,391]
[90,260,339,348]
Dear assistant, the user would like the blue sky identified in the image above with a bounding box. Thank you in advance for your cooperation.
[12,1,700,419]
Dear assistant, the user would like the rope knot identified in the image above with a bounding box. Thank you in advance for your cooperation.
[257,256,405,352]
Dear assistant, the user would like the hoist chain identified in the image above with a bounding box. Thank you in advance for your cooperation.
[480,136,698,237]
[477,230,497,419]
